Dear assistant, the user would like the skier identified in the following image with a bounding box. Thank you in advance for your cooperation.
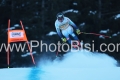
[55,12,81,47]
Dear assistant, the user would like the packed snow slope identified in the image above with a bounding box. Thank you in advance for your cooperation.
[0,49,120,80]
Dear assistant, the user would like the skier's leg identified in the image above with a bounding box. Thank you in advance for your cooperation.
[66,26,79,40]
[67,26,80,42]
[71,33,79,40]
[70,33,81,48]
[66,26,80,48]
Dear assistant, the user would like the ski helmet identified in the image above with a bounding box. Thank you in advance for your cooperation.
[56,12,64,22]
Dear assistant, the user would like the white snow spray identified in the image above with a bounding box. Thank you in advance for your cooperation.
[0,49,119,80]
[39,49,118,80]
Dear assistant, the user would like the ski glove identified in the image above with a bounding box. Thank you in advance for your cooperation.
[61,38,67,43]
[76,29,81,35]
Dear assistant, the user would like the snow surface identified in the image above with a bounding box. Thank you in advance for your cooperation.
[46,31,57,36]
[99,29,109,34]
[21,51,37,57]
[80,22,85,27]
[112,33,117,37]
[114,14,120,20]
[117,32,120,34]
[25,27,29,29]
[99,35,105,39]
[73,2,77,5]
[14,24,20,27]
[0,50,120,80]
[89,11,97,15]
[111,31,120,37]
[6,24,20,30]
[63,9,79,13]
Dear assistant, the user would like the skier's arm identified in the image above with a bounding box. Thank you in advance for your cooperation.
[67,17,78,29]
[67,17,81,35]
[55,23,63,38]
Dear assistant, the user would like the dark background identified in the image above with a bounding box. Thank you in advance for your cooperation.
[0,0,120,68]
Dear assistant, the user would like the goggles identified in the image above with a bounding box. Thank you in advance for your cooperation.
[57,15,64,21]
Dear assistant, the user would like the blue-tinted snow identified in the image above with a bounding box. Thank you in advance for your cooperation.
[117,32,120,34]
[21,51,37,57]
[14,24,20,27]
[112,34,117,37]
[25,27,29,29]
[0,50,120,80]
[80,22,85,27]
[63,9,79,14]
[6,24,20,30]
[89,11,97,15]
[73,2,77,5]
[111,31,120,37]
[46,31,57,36]
[99,35,105,39]
[99,29,109,34]
[114,14,120,20]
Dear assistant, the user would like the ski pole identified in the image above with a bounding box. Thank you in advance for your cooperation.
[80,32,111,38]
